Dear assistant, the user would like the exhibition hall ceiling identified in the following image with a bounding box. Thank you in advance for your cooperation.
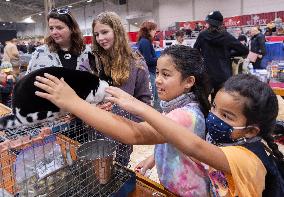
[0,0,99,22]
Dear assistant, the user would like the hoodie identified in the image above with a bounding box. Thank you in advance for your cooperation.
[194,29,248,87]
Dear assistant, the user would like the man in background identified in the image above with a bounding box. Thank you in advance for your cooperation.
[194,11,249,103]
[249,26,266,69]
[3,38,20,76]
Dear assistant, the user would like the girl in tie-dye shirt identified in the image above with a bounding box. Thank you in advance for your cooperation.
[135,46,210,196]
[35,45,211,196]
[154,95,210,196]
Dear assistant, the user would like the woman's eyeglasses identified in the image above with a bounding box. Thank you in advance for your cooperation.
[49,8,70,15]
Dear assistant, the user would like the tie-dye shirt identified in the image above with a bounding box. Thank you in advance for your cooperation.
[155,93,209,197]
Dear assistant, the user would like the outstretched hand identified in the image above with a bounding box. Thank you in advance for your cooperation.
[105,86,148,116]
[34,73,81,111]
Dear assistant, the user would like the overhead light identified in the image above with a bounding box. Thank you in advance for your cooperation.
[22,16,35,23]
[38,13,42,16]
[87,0,92,2]
[3,23,5,26]
[6,0,10,2]
[9,22,13,24]
[68,5,72,8]
[134,22,138,25]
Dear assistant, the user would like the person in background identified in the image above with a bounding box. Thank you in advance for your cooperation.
[182,22,192,37]
[231,35,249,75]
[0,42,3,65]
[0,61,15,107]
[238,35,248,46]
[136,21,160,111]
[194,22,202,32]
[173,30,186,45]
[277,27,284,36]
[3,38,20,76]
[0,42,4,54]
[91,11,151,166]
[249,26,266,69]
[26,8,92,74]
[265,21,276,36]
[17,41,28,54]
[194,10,248,103]
[35,45,211,196]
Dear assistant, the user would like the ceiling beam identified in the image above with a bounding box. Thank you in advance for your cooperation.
[0,1,41,12]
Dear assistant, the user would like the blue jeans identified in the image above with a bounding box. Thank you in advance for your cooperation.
[149,72,161,111]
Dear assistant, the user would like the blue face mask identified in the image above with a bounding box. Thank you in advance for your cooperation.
[206,112,246,145]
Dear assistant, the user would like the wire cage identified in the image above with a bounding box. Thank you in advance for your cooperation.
[267,61,284,83]
[0,110,136,197]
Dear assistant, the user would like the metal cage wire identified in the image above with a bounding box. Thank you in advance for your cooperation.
[0,115,136,197]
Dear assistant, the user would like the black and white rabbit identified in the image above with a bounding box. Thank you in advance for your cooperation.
[0,52,112,129]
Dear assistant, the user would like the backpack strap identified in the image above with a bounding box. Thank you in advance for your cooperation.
[241,142,284,197]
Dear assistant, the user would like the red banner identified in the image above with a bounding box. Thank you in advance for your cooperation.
[178,11,280,28]
[223,16,242,27]
[83,36,93,44]
[128,32,138,42]
[223,12,275,27]
[277,11,284,19]
[244,12,275,26]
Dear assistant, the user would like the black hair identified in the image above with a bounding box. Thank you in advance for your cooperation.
[161,45,210,116]
[238,35,247,43]
[175,30,185,37]
[223,74,284,167]
[207,25,226,33]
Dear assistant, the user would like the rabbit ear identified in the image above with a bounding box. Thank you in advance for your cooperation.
[88,51,99,76]
[88,51,113,85]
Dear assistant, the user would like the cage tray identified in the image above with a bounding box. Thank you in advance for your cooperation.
[15,162,136,197]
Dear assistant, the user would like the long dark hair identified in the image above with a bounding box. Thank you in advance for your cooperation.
[137,21,157,42]
[207,25,226,33]
[45,11,85,55]
[161,45,210,116]
[223,74,284,168]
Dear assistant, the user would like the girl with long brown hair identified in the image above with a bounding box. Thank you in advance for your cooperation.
[91,11,151,166]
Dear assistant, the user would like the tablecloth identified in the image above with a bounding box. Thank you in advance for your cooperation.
[261,42,284,68]
[266,36,284,42]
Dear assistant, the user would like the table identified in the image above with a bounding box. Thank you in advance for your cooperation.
[272,88,284,96]
[129,173,177,197]
[0,103,11,115]
[270,82,284,96]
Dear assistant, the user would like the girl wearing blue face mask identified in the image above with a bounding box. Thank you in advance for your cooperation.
[102,74,283,197]
[34,45,211,197]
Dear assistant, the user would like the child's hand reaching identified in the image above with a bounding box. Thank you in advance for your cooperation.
[134,155,155,177]
[97,101,113,111]
[105,86,148,116]
[34,73,81,111]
